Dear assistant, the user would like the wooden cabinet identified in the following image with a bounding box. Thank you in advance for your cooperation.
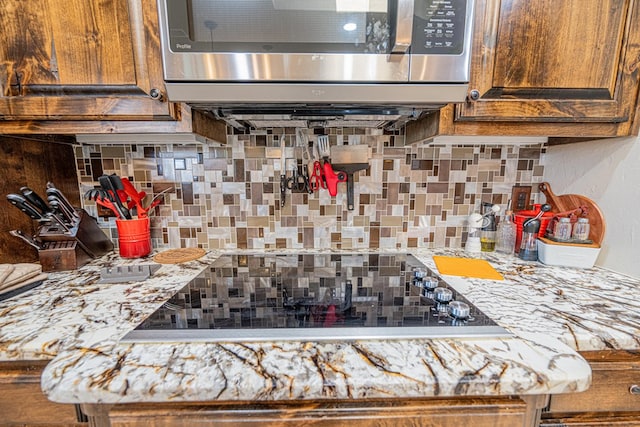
[0,360,87,426]
[0,0,180,133]
[541,350,640,426]
[87,395,548,427]
[410,0,640,140]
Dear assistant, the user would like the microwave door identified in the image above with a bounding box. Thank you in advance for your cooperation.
[160,0,411,83]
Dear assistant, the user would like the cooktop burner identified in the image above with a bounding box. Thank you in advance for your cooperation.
[123,253,509,342]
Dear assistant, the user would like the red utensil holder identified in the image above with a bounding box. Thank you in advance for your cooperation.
[116,217,151,258]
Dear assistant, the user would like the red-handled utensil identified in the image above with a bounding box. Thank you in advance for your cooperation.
[322,161,347,197]
[309,161,326,192]
[95,197,123,218]
[121,177,146,216]
[85,188,127,219]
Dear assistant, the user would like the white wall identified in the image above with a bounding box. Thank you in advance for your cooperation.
[542,135,640,278]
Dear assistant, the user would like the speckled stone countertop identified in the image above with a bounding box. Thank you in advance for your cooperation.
[2,249,639,405]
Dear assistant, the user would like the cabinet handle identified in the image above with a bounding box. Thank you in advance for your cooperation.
[630,385,640,395]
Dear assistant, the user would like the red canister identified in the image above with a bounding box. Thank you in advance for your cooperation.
[116,217,151,258]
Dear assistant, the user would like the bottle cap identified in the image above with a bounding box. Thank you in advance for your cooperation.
[577,217,589,223]
[523,218,540,233]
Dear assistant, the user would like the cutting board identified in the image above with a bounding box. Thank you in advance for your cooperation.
[538,182,606,245]
[433,256,504,280]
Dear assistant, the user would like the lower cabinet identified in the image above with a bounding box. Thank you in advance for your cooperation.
[0,360,87,426]
[81,395,548,427]
[541,350,640,426]
[9,350,640,427]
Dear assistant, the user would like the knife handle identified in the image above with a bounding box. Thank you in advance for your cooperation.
[45,187,79,219]
[6,194,45,221]
[20,187,50,214]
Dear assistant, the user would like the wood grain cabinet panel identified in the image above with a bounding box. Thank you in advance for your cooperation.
[0,0,175,122]
[435,0,640,138]
[541,351,640,426]
[105,397,531,427]
[0,361,86,426]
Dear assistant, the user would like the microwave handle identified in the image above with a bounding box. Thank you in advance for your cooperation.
[389,0,415,55]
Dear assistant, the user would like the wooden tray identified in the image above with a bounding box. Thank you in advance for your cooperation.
[538,182,605,245]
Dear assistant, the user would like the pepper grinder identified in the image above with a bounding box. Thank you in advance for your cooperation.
[518,204,551,261]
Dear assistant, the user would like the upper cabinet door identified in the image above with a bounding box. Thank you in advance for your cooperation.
[451,0,640,136]
[0,0,174,121]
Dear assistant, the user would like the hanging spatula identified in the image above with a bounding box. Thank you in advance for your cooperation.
[316,135,346,197]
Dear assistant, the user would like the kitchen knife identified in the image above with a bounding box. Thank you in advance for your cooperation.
[98,175,130,219]
[45,211,71,233]
[20,187,51,215]
[6,194,47,221]
[45,185,80,219]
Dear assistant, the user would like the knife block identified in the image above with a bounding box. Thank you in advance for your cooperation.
[36,210,114,271]
[38,241,93,272]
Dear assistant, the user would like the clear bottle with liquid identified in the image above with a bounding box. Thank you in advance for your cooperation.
[496,211,517,254]
[480,202,498,252]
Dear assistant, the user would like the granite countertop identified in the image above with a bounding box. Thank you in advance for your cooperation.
[2,248,639,405]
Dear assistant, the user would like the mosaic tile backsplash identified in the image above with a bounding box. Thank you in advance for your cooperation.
[76,128,546,250]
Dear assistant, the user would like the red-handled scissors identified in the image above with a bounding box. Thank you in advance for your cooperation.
[309,161,326,192]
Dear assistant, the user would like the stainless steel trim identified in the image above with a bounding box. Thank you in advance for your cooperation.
[163,52,412,82]
[122,325,511,343]
[390,0,415,55]
[165,82,468,104]
[157,0,473,93]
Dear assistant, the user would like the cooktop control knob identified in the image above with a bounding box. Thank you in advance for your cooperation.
[448,301,470,319]
[414,268,427,281]
[424,277,439,291]
[433,287,453,304]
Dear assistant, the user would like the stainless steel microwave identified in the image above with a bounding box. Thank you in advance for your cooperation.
[157,0,475,106]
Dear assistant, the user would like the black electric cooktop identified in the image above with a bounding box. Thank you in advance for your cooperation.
[123,253,509,342]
